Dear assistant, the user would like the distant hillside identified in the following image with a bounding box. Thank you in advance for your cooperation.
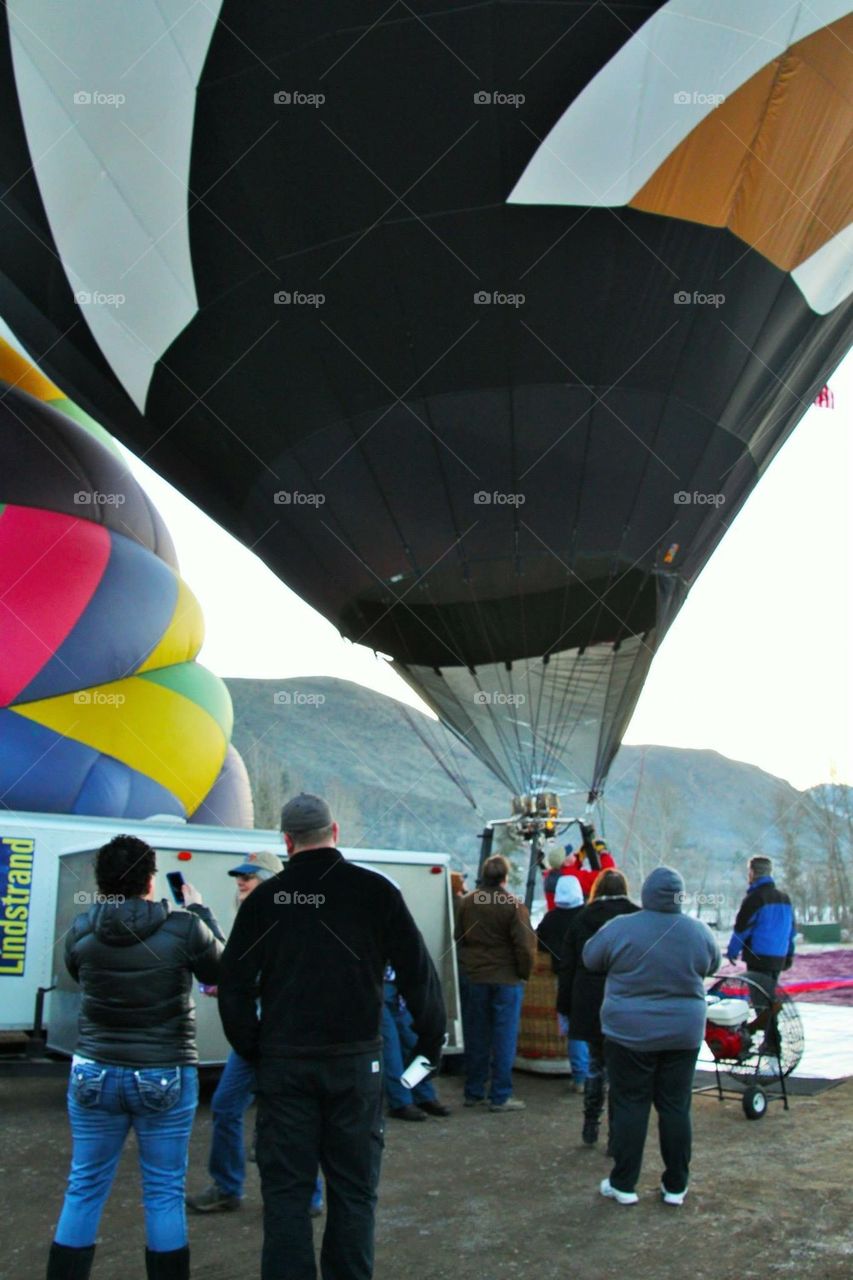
[226,676,506,865]
[226,676,849,918]
[603,745,798,860]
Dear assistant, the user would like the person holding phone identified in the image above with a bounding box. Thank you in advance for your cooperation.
[186,851,324,1217]
[166,870,190,905]
[46,835,223,1280]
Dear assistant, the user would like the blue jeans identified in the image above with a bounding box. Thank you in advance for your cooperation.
[556,1012,590,1081]
[210,1049,256,1196]
[568,1032,590,1084]
[55,1060,198,1251]
[381,990,437,1109]
[463,982,524,1106]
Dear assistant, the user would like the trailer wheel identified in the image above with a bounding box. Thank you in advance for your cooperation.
[742,1086,767,1119]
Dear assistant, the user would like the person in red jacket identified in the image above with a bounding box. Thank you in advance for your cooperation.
[563,829,616,900]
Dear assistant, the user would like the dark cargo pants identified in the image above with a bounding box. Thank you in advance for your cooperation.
[256,1051,384,1280]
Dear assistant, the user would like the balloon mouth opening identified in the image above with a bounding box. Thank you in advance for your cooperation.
[341,564,656,667]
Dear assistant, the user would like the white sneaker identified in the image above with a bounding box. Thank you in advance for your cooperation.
[488,1098,526,1112]
[599,1178,638,1206]
[660,1181,688,1206]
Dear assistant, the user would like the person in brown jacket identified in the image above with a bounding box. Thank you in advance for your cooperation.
[455,855,536,1111]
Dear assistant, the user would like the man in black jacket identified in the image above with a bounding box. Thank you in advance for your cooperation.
[218,793,446,1280]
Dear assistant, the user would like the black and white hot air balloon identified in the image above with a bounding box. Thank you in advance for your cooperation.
[1,0,851,802]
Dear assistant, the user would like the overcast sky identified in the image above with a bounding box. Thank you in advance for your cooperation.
[125,352,851,794]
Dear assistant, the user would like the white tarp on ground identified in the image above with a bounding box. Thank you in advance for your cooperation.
[698,1002,853,1081]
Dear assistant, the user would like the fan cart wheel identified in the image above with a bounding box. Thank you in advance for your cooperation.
[742,1086,767,1119]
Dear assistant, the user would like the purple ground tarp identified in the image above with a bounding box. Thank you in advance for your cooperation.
[720,950,853,1006]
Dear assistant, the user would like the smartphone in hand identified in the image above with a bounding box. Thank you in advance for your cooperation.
[165,871,186,906]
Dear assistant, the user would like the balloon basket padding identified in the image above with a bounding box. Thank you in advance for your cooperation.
[513,1056,572,1075]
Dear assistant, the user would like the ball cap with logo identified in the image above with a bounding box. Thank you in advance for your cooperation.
[280,792,333,835]
[228,849,284,879]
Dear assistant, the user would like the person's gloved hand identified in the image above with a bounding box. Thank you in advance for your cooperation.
[416,1040,444,1071]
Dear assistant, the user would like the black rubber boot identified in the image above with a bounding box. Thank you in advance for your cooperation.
[145,1246,190,1279]
[582,1076,604,1145]
[46,1243,96,1279]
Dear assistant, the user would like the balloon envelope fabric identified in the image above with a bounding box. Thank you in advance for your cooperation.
[1,1,851,798]
[0,351,252,823]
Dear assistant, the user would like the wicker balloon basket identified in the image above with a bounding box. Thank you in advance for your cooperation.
[514,949,571,1074]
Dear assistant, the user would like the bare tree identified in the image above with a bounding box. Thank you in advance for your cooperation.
[493,823,526,890]
[623,780,688,884]
[772,793,809,923]
[322,779,366,846]
[242,741,292,830]
[804,782,852,928]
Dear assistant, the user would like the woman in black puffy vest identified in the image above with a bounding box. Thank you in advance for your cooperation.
[47,834,224,1280]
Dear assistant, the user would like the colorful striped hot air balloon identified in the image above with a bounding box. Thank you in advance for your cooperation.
[0,337,252,824]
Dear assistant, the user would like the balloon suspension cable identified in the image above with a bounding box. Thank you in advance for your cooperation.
[397,704,482,814]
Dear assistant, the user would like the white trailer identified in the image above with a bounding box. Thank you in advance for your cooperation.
[0,810,462,1064]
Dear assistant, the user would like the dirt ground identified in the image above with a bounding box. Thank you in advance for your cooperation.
[2,1068,851,1280]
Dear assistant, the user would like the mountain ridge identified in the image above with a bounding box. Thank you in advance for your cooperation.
[225,676,843,915]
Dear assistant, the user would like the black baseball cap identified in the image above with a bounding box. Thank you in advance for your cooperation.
[280,792,333,835]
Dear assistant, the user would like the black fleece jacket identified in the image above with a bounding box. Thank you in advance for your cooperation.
[218,847,446,1064]
[556,895,640,1040]
[536,904,583,972]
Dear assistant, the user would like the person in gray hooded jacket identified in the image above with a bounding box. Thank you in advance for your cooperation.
[582,866,720,1207]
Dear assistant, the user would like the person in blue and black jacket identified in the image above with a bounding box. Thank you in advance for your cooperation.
[727,856,796,1053]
